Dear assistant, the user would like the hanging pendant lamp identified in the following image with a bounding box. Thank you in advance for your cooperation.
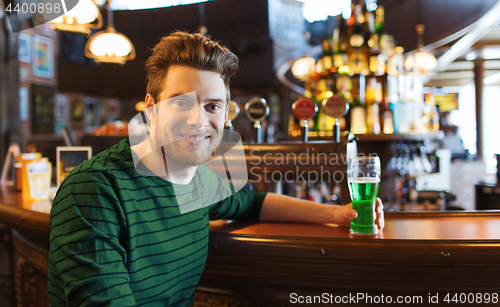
[404,24,437,73]
[84,0,135,64]
[38,0,103,35]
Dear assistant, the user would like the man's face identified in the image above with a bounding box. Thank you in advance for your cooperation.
[148,65,228,169]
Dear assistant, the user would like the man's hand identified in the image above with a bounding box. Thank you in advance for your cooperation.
[259,193,385,231]
[333,198,385,230]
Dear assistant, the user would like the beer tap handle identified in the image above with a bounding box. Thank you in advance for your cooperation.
[245,98,269,144]
[333,118,340,143]
[292,98,317,143]
[254,121,262,144]
[302,120,309,142]
[322,95,349,143]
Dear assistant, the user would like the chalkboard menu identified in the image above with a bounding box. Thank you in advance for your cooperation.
[31,84,54,134]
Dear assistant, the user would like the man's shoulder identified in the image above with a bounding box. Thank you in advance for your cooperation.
[58,140,139,188]
[75,139,132,172]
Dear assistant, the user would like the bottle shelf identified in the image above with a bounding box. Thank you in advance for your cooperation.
[288,131,443,142]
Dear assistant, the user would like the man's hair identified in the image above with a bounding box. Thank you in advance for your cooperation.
[145,31,239,104]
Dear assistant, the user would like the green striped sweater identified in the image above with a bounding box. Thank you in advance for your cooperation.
[47,140,266,307]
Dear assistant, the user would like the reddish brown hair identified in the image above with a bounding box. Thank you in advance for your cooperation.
[145,31,238,104]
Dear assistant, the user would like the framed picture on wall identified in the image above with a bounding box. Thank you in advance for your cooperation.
[31,84,54,134]
[18,33,31,63]
[32,34,54,79]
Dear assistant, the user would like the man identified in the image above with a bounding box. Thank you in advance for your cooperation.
[48,31,384,307]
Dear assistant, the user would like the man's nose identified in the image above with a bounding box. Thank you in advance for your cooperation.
[186,105,208,128]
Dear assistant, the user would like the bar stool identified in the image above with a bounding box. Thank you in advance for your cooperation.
[0,223,16,307]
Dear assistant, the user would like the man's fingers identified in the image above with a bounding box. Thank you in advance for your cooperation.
[342,199,384,230]
[375,197,385,230]
[342,203,357,220]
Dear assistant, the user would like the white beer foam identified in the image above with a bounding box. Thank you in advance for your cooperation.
[349,177,380,183]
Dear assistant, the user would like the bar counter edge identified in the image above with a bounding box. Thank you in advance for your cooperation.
[1,186,500,306]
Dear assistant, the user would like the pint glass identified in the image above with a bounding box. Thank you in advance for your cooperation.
[347,156,380,236]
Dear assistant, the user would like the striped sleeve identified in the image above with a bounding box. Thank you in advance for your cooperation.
[48,169,136,307]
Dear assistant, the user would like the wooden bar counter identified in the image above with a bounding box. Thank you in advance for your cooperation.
[1,185,500,306]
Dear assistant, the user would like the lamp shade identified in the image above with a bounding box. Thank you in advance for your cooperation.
[84,26,136,64]
[291,57,316,80]
[404,51,437,73]
[40,0,102,34]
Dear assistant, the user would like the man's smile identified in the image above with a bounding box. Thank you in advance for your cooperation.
[180,133,211,145]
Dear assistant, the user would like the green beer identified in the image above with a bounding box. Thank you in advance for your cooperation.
[348,178,380,235]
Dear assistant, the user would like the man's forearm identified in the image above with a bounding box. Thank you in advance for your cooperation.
[258,192,356,225]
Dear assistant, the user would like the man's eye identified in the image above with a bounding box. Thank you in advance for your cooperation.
[175,100,187,107]
[206,104,221,111]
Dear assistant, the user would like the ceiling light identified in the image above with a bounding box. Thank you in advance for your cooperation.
[404,24,437,73]
[39,0,103,35]
[291,56,316,80]
[84,1,135,64]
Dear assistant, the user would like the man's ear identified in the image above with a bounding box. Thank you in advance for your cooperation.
[144,94,156,124]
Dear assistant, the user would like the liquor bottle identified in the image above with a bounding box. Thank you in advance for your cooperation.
[350,97,367,134]
[320,40,333,72]
[334,13,348,55]
[337,72,352,100]
[379,72,394,134]
[397,75,411,134]
[349,4,365,49]
[365,74,383,103]
[333,12,349,75]
[366,10,378,51]
[349,73,366,134]
[381,102,394,134]
[347,4,369,75]
[364,11,374,51]
[365,74,381,134]
[367,10,385,78]
[308,40,335,133]
[337,72,352,131]
[375,5,388,50]
[366,103,380,134]
[392,46,405,75]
